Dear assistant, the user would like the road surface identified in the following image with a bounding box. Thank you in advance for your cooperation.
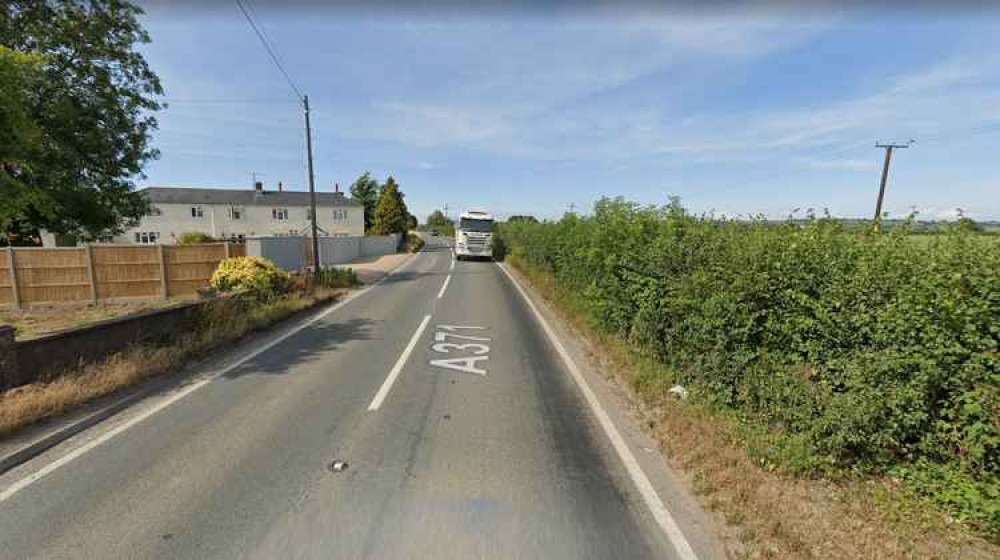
[0,238,717,559]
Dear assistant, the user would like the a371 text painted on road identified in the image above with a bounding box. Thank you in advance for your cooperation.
[429,325,491,375]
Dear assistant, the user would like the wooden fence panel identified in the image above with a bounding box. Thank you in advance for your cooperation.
[92,245,161,301]
[0,250,11,305]
[164,243,227,298]
[13,248,90,305]
[0,242,241,307]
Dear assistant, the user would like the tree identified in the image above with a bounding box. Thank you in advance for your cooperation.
[507,215,538,224]
[406,213,418,231]
[0,47,45,244]
[426,209,454,237]
[349,171,379,233]
[371,176,409,236]
[1,0,164,243]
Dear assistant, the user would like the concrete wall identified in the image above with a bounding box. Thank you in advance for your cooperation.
[112,200,363,245]
[246,236,305,271]
[248,234,402,271]
[361,235,401,257]
[0,299,216,390]
[317,236,361,266]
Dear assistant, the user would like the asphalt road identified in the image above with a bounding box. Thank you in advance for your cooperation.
[0,238,713,559]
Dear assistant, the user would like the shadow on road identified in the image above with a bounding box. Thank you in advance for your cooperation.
[223,316,377,379]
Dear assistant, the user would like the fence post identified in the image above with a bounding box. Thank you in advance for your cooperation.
[224,242,231,259]
[6,247,20,309]
[0,325,18,390]
[157,245,168,300]
[84,244,98,303]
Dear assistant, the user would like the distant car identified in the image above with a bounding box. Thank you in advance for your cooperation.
[430,229,439,236]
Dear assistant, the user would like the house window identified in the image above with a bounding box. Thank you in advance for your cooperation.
[191,206,204,218]
[149,206,162,216]
[272,208,289,221]
[134,231,159,244]
[332,209,347,220]
[228,206,243,220]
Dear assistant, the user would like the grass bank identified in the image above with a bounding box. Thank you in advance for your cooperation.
[0,288,343,436]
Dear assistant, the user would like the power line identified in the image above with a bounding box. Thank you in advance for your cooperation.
[234,0,303,101]
[163,98,301,105]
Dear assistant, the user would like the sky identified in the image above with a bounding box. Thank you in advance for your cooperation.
[137,2,1000,222]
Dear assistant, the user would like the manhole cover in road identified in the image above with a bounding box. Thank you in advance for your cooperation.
[328,460,349,473]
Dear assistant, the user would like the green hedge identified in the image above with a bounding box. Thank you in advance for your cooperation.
[497,198,1000,534]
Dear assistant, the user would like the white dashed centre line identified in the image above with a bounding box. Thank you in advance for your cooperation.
[437,274,451,299]
[367,314,433,411]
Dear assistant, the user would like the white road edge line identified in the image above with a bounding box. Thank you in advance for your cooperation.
[497,263,700,560]
[367,314,432,411]
[437,274,452,299]
[0,253,421,505]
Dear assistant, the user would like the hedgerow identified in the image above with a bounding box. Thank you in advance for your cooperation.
[497,197,1000,535]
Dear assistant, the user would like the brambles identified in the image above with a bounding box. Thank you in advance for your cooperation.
[210,256,290,299]
[498,198,1000,536]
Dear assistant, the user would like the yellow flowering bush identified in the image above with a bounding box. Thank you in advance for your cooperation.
[210,256,290,298]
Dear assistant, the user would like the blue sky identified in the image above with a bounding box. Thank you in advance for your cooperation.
[137,4,1000,221]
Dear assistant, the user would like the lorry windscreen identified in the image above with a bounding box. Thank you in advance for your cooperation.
[459,218,493,232]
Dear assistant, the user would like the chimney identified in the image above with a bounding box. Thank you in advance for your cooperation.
[334,182,340,193]
[254,180,264,194]
[278,181,283,192]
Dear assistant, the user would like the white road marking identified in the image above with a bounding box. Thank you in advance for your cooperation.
[367,314,432,411]
[434,331,490,342]
[428,356,488,376]
[437,274,451,299]
[449,258,455,271]
[0,253,420,504]
[497,263,700,560]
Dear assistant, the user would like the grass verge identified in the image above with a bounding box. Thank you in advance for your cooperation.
[0,288,343,436]
[506,254,999,560]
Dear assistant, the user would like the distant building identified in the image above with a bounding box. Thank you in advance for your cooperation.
[109,182,363,245]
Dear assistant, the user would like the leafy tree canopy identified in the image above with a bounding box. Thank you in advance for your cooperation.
[425,209,455,236]
[349,171,379,233]
[0,0,163,244]
[371,176,409,236]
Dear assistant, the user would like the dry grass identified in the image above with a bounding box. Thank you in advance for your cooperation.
[0,300,183,340]
[0,289,343,436]
[506,256,1000,560]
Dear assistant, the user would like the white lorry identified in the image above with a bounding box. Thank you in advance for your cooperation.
[454,210,494,260]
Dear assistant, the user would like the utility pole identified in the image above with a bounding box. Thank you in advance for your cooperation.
[303,95,320,275]
[568,203,576,214]
[872,140,913,234]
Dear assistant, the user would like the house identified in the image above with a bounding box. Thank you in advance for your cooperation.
[112,182,364,244]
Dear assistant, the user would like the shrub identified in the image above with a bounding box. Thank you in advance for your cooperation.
[405,232,425,253]
[500,197,1000,535]
[177,232,215,244]
[210,256,290,299]
[314,267,359,289]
